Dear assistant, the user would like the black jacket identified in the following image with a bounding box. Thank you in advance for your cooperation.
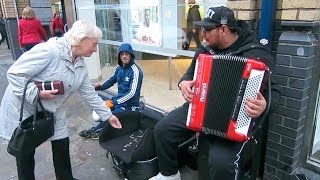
[180,20,281,113]
[186,5,201,32]
[0,18,6,33]
[181,20,281,177]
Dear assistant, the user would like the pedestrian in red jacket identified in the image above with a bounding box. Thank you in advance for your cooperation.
[18,7,48,51]
[51,13,64,37]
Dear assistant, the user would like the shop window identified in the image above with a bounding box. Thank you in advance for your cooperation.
[309,82,320,165]
[95,0,122,42]
[75,0,230,111]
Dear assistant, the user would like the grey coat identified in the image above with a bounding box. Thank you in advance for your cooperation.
[0,37,112,140]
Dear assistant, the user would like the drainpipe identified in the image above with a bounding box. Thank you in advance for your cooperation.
[12,0,19,23]
[258,0,276,50]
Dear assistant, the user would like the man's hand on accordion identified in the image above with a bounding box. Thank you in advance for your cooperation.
[179,80,195,103]
[245,92,267,118]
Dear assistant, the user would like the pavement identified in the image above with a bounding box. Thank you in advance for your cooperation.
[0,42,198,180]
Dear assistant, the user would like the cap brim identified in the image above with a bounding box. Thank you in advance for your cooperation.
[193,20,220,27]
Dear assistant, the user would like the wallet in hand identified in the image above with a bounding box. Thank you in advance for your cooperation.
[35,80,65,94]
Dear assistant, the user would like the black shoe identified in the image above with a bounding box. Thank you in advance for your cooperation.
[79,127,95,138]
[90,127,103,140]
[90,132,100,140]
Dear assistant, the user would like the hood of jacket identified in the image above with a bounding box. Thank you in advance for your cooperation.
[118,43,135,68]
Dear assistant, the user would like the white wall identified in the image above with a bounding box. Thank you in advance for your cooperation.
[74,0,102,81]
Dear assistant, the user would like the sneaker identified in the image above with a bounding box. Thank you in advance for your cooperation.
[79,127,95,138]
[90,127,103,140]
[149,171,181,180]
[90,131,100,140]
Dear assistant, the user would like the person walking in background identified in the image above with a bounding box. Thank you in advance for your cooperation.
[0,14,9,49]
[0,19,122,180]
[18,7,48,52]
[183,0,202,50]
[79,43,144,140]
[51,12,64,37]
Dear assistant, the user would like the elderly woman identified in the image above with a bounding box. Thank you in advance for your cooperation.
[18,7,48,51]
[0,20,122,180]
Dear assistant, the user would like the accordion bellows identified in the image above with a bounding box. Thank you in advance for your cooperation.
[186,54,269,142]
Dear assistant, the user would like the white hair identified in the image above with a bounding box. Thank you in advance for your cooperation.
[64,20,102,45]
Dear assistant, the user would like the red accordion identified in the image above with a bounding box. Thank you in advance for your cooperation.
[186,54,269,142]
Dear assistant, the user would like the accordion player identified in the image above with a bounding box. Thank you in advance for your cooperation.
[186,54,269,142]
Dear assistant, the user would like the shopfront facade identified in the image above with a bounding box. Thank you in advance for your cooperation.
[2,0,320,179]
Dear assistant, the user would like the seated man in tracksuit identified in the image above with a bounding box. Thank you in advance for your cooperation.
[79,43,143,139]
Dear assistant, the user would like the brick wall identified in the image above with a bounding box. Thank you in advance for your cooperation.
[277,0,319,21]
[227,0,320,21]
[1,0,51,19]
[264,29,317,179]
[0,0,29,18]
[17,0,29,18]
[227,0,259,20]
[1,0,16,18]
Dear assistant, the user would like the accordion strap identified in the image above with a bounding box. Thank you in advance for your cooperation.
[231,43,267,55]
[249,74,272,140]
[201,42,267,56]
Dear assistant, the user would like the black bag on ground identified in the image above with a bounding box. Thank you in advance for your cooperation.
[99,111,159,180]
[7,80,54,157]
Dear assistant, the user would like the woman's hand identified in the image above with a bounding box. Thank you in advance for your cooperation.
[94,83,102,91]
[179,80,195,103]
[39,89,59,99]
[108,115,122,129]
[245,92,267,118]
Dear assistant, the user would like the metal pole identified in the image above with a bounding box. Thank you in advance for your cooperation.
[168,56,172,90]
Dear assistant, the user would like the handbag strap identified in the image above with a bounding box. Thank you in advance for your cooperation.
[19,80,48,122]
[19,80,32,122]
[34,97,50,118]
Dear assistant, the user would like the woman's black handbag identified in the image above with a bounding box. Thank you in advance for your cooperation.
[7,80,55,157]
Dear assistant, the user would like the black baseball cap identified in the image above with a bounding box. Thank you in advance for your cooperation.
[194,6,237,28]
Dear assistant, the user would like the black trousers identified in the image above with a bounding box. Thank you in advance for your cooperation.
[154,103,195,176]
[0,30,9,48]
[186,30,201,48]
[154,103,249,179]
[197,135,248,180]
[16,137,74,180]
